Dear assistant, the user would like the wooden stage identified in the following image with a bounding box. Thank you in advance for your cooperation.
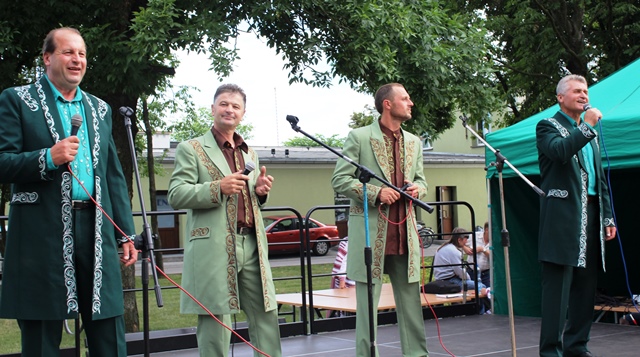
[134,314,640,357]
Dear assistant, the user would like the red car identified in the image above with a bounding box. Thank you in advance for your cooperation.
[262,215,340,256]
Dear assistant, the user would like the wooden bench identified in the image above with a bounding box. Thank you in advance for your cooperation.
[276,283,479,318]
[594,303,639,323]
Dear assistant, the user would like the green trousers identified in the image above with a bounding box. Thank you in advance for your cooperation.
[539,202,600,357]
[355,254,429,357]
[196,231,282,357]
[17,209,127,356]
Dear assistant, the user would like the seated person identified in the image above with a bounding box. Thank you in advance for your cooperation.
[468,221,491,288]
[433,227,490,313]
[327,238,355,317]
[330,238,355,289]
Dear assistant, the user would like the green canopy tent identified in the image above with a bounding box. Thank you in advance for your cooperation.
[484,58,640,316]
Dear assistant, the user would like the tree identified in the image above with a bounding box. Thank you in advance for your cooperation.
[450,0,640,126]
[1,0,501,332]
[135,85,197,276]
[348,104,378,129]
[245,0,501,138]
[168,107,254,142]
[283,134,345,148]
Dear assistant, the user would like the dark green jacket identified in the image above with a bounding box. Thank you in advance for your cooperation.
[536,111,614,269]
[0,77,135,320]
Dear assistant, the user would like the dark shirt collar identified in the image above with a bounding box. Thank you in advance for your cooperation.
[211,126,248,153]
[379,120,402,138]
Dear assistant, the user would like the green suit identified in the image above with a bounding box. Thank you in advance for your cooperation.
[332,121,428,357]
[536,111,615,357]
[0,77,135,320]
[168,131,281,356]
[0,77,135,355]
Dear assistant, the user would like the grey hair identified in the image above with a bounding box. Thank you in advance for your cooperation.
[556,74,587,95]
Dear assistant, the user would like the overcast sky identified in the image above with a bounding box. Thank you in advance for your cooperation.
[170,32,373,147]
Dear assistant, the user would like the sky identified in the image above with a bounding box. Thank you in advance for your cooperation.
[170,32,374,147]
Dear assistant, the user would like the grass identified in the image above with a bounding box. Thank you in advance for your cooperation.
[0,256,434,354]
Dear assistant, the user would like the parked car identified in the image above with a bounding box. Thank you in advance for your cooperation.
[262,215,340,256]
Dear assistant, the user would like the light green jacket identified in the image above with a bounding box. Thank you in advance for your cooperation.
[331,121,428,284]
[168,131,276,314]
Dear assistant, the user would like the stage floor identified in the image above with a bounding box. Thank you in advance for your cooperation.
[134,314,640,356]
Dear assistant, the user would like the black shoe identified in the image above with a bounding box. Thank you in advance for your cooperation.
[574,352,595,357]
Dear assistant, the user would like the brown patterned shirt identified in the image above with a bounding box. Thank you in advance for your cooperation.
[211,126,254,228]
[379,122,407,255]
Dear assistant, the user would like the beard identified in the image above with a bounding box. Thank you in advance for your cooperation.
[390,107,412,122]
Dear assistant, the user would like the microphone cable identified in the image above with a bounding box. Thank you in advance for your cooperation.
[596,121,640,313]
[67,164,271,356]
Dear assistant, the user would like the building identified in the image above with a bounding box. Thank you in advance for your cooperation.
[133,119,491,250]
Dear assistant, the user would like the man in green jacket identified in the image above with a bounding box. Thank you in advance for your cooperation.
[332,83,429,356]
[168,84,281,356]
[536,74,617,357]
[0,27,138,356]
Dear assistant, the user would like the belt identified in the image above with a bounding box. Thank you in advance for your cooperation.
[237,226,254,235]
[72,200,93,210]
[587,195,598,204]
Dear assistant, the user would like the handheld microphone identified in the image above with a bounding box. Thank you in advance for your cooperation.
[70,114,83,136]
[242,161,256,175]
[583,103,592,111]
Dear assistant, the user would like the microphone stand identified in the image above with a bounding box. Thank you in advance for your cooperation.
[286,115,434,356]
[120,106,164,357]
[460,115,544,357]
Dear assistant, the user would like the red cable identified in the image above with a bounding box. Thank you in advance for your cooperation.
[378,197,457,356]
[67,164,271,356]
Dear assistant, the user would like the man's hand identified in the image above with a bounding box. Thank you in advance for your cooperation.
[255,166,274,197]
[120,241,138,266]
[50,137,80,165]
[220,171,249,196]
[583,107,602,127]
[379,187,400,205]
[403,181,419,198]
[605,226,617,241]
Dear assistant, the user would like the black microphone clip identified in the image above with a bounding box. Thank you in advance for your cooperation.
[119,106,134,117]
[286,115,301,132]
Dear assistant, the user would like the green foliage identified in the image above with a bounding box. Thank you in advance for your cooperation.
[284,134,345,148]
[450,0,640,126]
[246,0,501,139]
[349,104,378,129]
[167,107,254,142]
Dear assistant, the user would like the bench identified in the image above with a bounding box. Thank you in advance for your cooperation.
[594,303,639,323]
[276,283,480,318]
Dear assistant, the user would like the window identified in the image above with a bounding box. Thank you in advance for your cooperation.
[472,117,492,147]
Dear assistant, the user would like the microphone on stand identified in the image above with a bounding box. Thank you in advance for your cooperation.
[70,114,83,136]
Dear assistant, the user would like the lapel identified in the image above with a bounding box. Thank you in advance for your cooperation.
[554,111,587,170]
[36,77,65,143]
[202,130,232,177]
[80,91,98,169]
[369,121,392,182]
